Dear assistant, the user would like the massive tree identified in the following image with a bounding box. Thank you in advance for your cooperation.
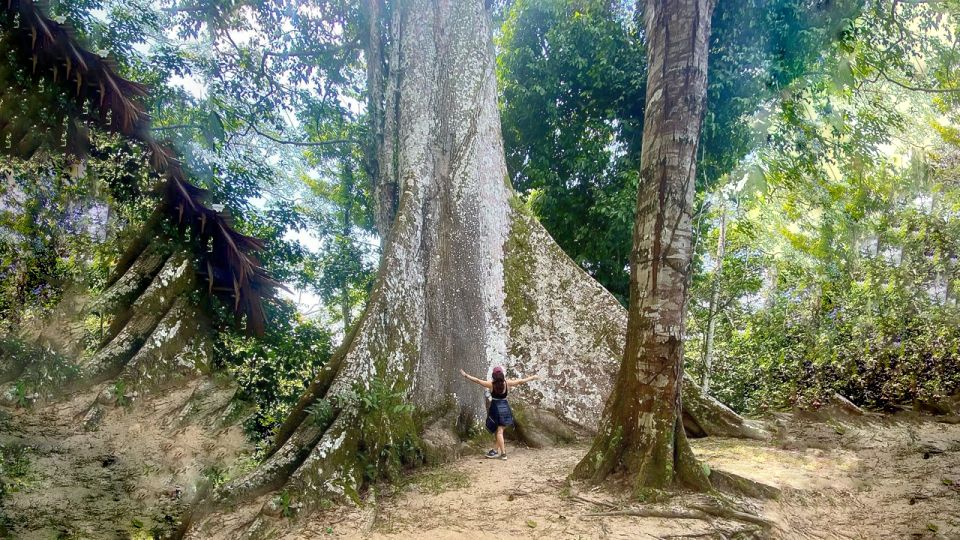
[175,1,764,536]
[573,0,718,491]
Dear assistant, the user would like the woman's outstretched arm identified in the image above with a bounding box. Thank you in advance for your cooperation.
[507,374,539,387]
[460,369,493,389]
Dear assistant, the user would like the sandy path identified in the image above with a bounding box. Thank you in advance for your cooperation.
[291,417,960,540]
[292,444,734,540]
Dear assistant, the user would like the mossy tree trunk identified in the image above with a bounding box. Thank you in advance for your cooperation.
[572,0,717,493]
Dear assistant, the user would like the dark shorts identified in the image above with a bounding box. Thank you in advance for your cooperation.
[485,399,514,433]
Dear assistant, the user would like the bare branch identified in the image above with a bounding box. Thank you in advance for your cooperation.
[246,123,357,147]
[151,123,201,132]
[871,62,960,94]
[153,121,356,148]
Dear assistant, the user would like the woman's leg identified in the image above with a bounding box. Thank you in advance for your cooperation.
[496,426,505,455]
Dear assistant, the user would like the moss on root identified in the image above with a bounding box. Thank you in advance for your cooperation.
[352,376,425,487]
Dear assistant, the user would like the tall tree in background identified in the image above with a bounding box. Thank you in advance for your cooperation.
[700,198,726,392]
[574,0,717,490]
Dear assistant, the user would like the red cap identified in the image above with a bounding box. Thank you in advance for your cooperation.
[492,366,504,375]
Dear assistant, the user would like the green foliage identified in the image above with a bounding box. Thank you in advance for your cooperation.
[691,162,960,412]
[1,1,371,459]
[306,398,335,427]
[201,464,227,490]
[498,0,862,303]
[352,376,422,485]
[0,21,158,329]
[3,0,374,335]
[214,300,333,443]
[298,151,377,331]
[498,0,644,303]
[0,443,34,500]
[275,490,296,518]
[688,2,960,413]
[112,380,130,407]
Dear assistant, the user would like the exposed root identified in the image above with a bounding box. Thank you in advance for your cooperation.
[6,243,209,408]
[826,392,866,417]
[659,529,762,539]
[708,469,781,500]
[688,503,773,529]
[581,503,772,531]
[682,377,769,440]
[582,508,714,520]
[676,423,713,490]
[78,254,195,388]
[570,494,617,509]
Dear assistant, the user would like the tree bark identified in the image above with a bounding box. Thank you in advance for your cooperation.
[572,0,717,492]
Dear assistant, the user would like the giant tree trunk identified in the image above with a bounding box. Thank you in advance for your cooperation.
[180,0,755,535]
[573,0,717,492]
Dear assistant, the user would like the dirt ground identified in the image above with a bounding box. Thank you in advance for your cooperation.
[3,394,960,539]
[290,415,960,540]
[0,379,250,539]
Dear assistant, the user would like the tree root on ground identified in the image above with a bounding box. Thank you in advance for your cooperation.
[571,473,777,537]
[582,508,715,520]
[580,504,771,537]
[688,503,773,528]
[569,494,617,509]
[659,528,762,539]
[708,469,781,500]
[681,377,770,440]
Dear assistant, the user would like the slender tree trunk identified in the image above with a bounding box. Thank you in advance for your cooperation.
[340,279,352,330]
[701,200,726,393]
[339,157,354,331]
[764,264,778,310]
[573,0,717,492]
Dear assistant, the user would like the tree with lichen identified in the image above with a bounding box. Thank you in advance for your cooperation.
[572,0,718,492]
[170,0,769,536]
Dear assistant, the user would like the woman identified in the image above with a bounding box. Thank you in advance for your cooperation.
[460,366,538,460]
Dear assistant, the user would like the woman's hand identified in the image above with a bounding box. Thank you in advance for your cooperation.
[459,368,467,378]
